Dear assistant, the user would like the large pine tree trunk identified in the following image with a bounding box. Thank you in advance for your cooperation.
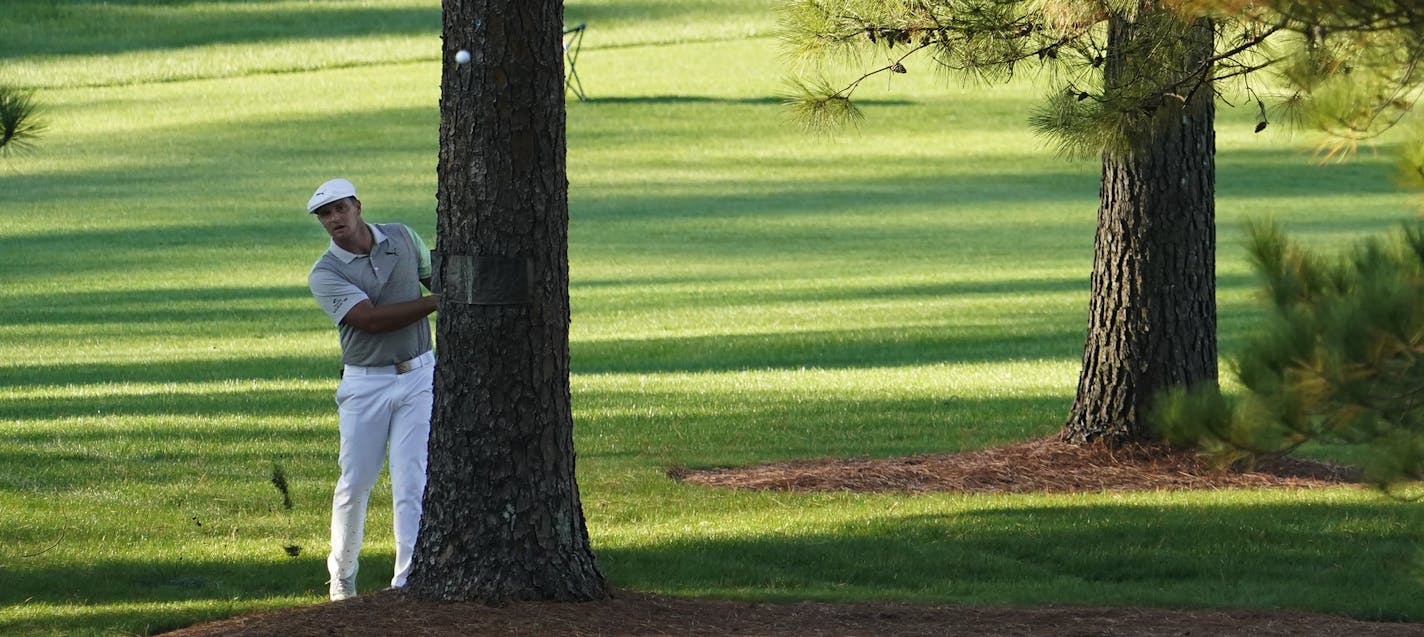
[405,0,605,602]
[1062,9,1219,445]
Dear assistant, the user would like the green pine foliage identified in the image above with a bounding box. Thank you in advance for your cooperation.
[780,0,1424,167]
[0,85,42,154]
[1157,220,1424,493]
[783,77,866,133]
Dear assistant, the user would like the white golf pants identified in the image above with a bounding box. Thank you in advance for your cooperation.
[328,352,434,591]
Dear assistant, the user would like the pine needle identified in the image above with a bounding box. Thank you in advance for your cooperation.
[0,86,44,154]
[783,78,864,134]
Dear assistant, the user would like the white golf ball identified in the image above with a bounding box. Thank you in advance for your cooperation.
[455,50,471,65]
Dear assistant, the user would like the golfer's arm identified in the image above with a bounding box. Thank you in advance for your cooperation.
[341,296,438,334]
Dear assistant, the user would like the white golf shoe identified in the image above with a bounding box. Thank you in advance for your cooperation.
[329,577,356,601]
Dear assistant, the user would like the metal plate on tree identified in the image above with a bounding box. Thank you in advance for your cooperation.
[432,251,532,305]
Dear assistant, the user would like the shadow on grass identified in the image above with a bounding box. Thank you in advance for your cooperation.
[0,549,344,608]
[563,0,768,26]
[576,393,1072,466]
[0,381,332,421]
[4,3,439,58]
[1,415,336,493]
[6,499,1421,634]
[573,323,1085,374]
[1216,145,1405,201]
[3,103,1404,243]
[0,549,389,635]
[597,499,1424,622]
[0,354,333,387]
[0,285,316,329]
[571,274,1091,312]
[582,95,913,106]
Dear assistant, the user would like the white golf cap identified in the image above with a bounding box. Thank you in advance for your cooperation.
[307,178,357,213]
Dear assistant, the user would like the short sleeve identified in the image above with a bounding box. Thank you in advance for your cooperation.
[309,264,368,325]
[410,229,432,280]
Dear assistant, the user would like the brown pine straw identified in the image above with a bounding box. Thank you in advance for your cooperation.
[670,436,1363,494]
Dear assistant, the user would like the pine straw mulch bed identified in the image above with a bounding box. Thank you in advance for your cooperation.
[163,588,1424,637]
[164,437,1421,637]
[670,436,1364,494]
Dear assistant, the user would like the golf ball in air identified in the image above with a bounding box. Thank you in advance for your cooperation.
[455,50,471,65]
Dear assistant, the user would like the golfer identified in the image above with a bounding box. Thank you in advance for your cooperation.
[306,177,438,601]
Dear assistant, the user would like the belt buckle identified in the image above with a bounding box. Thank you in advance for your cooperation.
[395,359,414,374]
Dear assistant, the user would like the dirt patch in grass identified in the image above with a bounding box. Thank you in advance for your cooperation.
[164,437,1413,637]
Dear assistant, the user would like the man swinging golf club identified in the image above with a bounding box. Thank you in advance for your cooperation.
[306,178,438,600]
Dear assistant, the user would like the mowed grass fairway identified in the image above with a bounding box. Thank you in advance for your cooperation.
[3,1,1424,635]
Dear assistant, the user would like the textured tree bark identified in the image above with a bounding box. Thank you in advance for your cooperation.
[405,0,606,602]
[1062,8,1219,445]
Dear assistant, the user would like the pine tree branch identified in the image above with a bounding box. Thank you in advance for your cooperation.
[1213,59,1283,83]
[834,41,938,100]
[784,0,1424,157]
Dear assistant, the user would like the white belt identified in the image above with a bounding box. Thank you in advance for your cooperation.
[343,350,435,377]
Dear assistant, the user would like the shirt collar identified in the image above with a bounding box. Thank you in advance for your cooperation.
[327,223,388,263]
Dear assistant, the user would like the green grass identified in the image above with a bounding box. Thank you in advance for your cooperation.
[3,1,1424,635]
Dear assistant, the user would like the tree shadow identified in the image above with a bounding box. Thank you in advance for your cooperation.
[1,378,331,421]
[0,284,314,329]
[573,322,1085,375]
[583,95,913,106]
[596,499,1424,622]
[3,3,439,58]
[0,550,387,635]
[576,393,1072,466]
[1217,145,1407,201]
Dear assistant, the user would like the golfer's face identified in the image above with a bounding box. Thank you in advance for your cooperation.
[315,198,362,243]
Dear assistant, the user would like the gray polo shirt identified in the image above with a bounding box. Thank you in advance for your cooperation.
[309,222,433,367]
